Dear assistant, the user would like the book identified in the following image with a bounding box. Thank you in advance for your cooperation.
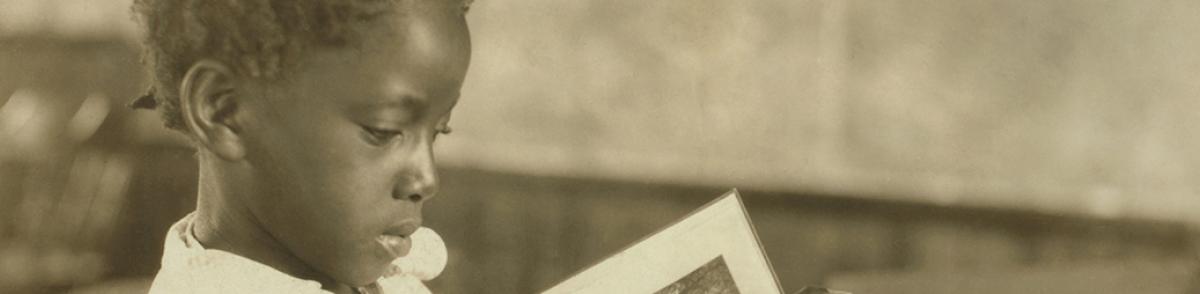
[543,189,784,294]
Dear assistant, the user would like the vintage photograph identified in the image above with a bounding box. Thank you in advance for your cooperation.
[3,0,1200,293]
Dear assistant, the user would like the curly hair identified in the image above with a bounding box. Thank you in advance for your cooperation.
[130,0,471,131]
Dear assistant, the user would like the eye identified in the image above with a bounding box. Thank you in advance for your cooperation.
[361,125,404,143]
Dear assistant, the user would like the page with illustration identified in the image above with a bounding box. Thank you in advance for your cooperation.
[543,190,782,294]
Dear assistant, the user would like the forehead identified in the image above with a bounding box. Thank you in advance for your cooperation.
[288,1,471,105]
[367,1,471,85]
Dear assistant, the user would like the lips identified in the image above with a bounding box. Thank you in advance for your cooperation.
[384,221,421,237]
[376,221,420,259]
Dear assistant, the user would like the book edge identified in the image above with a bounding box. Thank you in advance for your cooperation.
[730,188,785,293]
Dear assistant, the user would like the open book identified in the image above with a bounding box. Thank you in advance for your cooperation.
[543,190,784,294]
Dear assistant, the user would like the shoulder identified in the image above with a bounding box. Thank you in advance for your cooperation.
[149,213,326,294]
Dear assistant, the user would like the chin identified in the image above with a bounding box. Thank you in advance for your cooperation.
[334,261,391,287]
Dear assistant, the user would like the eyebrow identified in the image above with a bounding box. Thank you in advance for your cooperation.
[373,95,427,112]
[355,91,460,121]
[359,96,423,122]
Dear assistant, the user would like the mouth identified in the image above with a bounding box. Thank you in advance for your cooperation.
[376,221,420,259]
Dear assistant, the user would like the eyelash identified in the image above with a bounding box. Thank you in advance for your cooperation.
[362,126,404,143]
[361,125,453,144]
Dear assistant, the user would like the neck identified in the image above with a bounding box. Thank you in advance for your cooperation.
[191,153,353,293]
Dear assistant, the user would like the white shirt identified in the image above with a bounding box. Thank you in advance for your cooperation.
[148,213,432,294]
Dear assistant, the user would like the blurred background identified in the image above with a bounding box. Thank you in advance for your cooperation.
[3,0,1200,293]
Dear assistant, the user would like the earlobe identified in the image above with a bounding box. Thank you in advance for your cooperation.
[179,60,246,161]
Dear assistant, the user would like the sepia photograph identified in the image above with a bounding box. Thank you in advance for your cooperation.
[3,0,1200,293]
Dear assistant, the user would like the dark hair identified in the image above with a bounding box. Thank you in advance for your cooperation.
[130,0,469,131]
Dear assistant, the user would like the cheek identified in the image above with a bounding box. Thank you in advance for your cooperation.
[248,106,367,191]
[283,140,390,211]
[254,137,394,272]
[245,115,388,225]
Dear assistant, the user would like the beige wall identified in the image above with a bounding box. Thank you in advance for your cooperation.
[0,0,137,39]
[443,0,1200,223]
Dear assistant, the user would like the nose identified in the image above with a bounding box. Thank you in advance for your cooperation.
[393,141,439,202]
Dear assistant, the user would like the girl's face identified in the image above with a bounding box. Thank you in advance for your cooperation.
[232,0,470,287]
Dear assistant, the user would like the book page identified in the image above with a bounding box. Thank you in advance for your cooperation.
[543,190,782,294]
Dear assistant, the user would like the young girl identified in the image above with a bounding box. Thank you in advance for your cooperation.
[129,0,472,293]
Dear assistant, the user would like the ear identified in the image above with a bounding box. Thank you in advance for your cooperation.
[179,59,245,161]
